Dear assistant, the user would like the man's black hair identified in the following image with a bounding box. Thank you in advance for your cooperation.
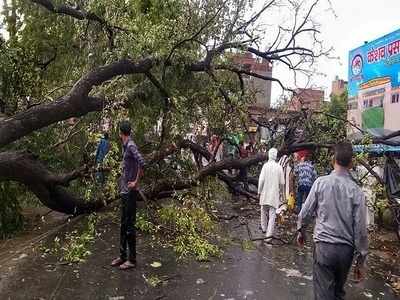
[334,142,353,167]
[119,120,131,136]
[104,132,109,139]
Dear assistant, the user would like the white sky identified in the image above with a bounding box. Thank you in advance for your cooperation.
[261,0,400,104]
[1,1,398,106]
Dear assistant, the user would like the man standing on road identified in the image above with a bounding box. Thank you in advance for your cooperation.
[297,142,368,300]
[111,120,145,270]
[258,148,284,239]
[294,151,317,213]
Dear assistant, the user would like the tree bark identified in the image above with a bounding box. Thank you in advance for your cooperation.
[0,151,105,214]
[0,144,267,214]
[0,58,154,148]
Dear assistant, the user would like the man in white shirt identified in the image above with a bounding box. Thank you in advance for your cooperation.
[258,148,285,238]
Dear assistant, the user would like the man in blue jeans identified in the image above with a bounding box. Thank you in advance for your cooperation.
[294,153,317,213]
[111,120,145,270]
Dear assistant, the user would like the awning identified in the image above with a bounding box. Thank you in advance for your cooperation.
[353,144,400,154]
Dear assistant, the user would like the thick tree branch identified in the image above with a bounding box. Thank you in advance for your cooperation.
[0,58,154,148]
[31,0,129,33]
[0,151,104,214]
[144,152,266,200]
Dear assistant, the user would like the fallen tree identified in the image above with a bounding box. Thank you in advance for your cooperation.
[0,0,335,216]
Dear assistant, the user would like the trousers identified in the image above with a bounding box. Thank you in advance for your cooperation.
[120,190,137,262]
[260,205,276,238]
[296,185,311,212]
[313,242,354,300]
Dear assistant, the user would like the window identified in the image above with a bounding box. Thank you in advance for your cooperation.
[392,94,399,104]
[348,102,358,110]
[363,88,386,98]
[363,100,368,108]
[369,99,373,107]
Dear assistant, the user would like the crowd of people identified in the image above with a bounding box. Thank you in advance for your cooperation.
[192,134,368,300]
[257,143,368,300]
[96,124,368,300]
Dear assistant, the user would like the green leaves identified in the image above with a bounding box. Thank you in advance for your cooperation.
[47,214,98,263]
[0,182,23,238]
[150,261,162,268]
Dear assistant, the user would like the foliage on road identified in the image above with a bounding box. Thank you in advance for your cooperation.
[42,214,98,263]
[136,180,225,261]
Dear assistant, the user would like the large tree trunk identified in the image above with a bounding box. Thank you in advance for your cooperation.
[0,151,105,214]
[0,58,154,148]
[0,145,267,214]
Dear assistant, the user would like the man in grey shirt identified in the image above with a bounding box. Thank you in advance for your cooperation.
[297,142,368,300]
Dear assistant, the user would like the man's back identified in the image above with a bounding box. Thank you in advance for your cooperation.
[295,160,317,187]
[297,143,368,299]
[299,170,368,254]
[258,160,284,208]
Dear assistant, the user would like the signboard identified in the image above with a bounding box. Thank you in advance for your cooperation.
[348,29,400,131]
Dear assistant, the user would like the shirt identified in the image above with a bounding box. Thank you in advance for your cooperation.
[297,170,368,266]
[258,159,285,209]
[294,161,317,187]
[95,138,109,163]
[120,138,145,194]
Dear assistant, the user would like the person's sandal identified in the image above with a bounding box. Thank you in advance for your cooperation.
[111,257,125,267]
[119,260,136,270]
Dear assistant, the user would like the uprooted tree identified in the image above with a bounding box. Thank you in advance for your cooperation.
[0,0,339,217]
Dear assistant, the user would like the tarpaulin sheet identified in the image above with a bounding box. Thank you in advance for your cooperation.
[384,157,400,198]
[353,144,400,154]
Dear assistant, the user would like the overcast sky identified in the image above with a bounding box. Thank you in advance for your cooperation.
[261,0,400,104]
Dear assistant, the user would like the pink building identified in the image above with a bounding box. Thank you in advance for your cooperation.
[288,88,325,111]
[347,77,400,134]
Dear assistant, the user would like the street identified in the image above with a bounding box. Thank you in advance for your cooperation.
[0,200,397,300]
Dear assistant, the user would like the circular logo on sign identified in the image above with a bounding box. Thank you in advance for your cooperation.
[351,54,363,76]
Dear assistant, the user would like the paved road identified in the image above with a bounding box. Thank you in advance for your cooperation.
[0,205,398,300]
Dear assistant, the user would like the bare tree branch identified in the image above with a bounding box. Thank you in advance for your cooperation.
[31,0,129,33]
[50,119,83,149]
[215,64,294,93]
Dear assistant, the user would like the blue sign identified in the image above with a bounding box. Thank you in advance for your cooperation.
[348,29,400,98]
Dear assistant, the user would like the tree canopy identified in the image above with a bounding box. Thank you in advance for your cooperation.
[0,0,335,217]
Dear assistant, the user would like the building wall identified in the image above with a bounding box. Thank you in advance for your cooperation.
[347,109,362,135]
[234,53,273,108]
[288,88,324,111]
[331,76,348,97]
[385,86,400,130]
[347,78,400,132]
